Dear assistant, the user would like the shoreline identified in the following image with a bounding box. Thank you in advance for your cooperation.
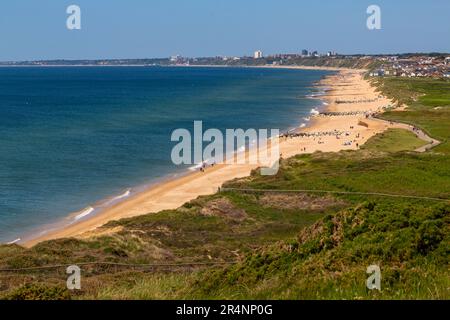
[0,64,363,74]
[14,66,329,245]
[20,67,395,247]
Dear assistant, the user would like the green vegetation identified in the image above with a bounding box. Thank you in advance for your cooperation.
[0,77,448,300]
[191,201,449,299]
[3,284,71,300]
[372,77,450,153]
[229,152,449,202]
[361,128,427,152]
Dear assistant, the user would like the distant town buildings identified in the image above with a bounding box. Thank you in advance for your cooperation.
[3,51,449,78]
[254,50,263,59]
[369,69,385,77]
[369,55,450,79]
[170,55,181,62]
[169,55,190,65]
[19,51,445,78]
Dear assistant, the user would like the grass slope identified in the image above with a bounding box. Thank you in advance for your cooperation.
[372,77,450,153]
[191,201,449,299]
[361,128,427,152]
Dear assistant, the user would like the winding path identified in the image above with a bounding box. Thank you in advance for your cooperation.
[370,116,441,152]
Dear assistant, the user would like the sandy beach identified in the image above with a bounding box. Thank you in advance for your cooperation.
[22,68,395,247]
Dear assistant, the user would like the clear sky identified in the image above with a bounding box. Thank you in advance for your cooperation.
[1,0,449,61]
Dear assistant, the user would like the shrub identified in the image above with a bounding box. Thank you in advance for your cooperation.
[415,220,444,255]
[4,284,71,300]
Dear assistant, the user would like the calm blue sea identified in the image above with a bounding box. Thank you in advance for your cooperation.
[0,66,331,242]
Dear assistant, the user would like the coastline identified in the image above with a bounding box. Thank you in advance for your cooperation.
[21,66,394,247]
[0,64,358,71]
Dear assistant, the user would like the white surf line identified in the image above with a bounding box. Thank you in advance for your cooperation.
[69,190,132,224]
[7,238,21,245]
[74,206,95,221]
[103,189,132,206]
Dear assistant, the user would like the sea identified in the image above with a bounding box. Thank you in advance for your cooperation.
[0,66,332,243]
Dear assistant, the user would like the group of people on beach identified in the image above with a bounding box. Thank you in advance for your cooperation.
[281,116,367,150]
[335,98,378,104]
[199,161,216,172]
[282,129,352,139]
[342,130,361,148]
[316,111,374,117]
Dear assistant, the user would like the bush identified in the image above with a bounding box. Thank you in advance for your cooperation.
[4,284,71,300]
[415,220,444,255]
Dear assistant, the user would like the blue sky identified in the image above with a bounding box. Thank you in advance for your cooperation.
[1,0,449,60]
